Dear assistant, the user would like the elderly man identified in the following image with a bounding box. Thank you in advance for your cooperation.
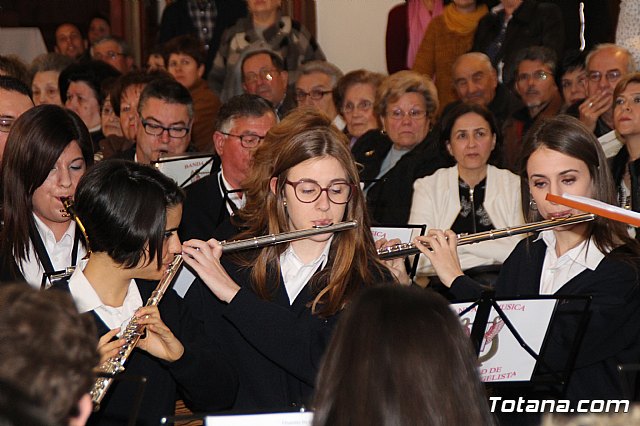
[0,77,34,160]
[295,60,345,130]
[502,46,563,171]
[118,77,193,163]
[92,36,134,73]
[54,23,87,60]
[241,49,294,119]
[179,94,277,241]
[445,52,521,128]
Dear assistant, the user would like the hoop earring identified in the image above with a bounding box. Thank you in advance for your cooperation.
[529,197,538,211]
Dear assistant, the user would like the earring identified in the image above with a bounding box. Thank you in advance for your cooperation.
[529,197,538,211]
[283,199,287,207]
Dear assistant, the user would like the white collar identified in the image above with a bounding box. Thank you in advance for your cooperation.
[534,230,605,271]
[33,213,75,244]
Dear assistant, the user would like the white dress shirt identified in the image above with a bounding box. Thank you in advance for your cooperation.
[537,230,605,295]
[279,238,332,304]
[19,214,86,289]
[219,168,245,215]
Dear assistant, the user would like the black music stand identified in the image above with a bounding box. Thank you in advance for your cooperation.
[373,223,426,279]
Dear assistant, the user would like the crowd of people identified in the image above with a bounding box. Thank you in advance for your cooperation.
[0,0,640,425]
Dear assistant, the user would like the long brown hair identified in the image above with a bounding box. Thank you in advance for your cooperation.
[0,105,94,271]
[235,108,389,317]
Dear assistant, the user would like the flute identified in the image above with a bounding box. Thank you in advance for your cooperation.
[377,214,596,260]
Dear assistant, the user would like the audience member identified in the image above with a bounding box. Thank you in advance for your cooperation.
[209,0,324,101]
[0,76,34,160]
[413,0,488,111]
[410,103,523,284]
[334,69,384,146]
[0,284,97,426]
[295,60,344,130]
[179,94,277,241]
[312,286,494,426]
[503,46,563,171]
[87,15,111,45]
[92,36,134,74]
[145,45,166,72]
[54,23,88,61]
[30,53,73,106]
[100,93,122,139]
[158,0,247,76]
[0,105,93,288]
[558,50,587,110]
[58,60,121,151]
[165,35,221,152]
[353,70,447,224]
[241,49,293,118]
[445,52,521,128]
[472,0,564,84]
[0,55,30,86]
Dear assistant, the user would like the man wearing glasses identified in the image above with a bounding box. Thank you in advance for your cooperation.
[92,36,134,74]
[0,77,34,161]
[179,94,277,241]
[241,49,294,119]
[502,46,562,172]
[295,60,345,131]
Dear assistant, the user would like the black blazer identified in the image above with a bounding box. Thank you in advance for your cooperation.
[52,279,238,426]
[451,237,640,402]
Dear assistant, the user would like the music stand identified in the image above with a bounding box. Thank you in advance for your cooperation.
[152,153,216,188]
[371,224,426,279]
[93,373,147,426]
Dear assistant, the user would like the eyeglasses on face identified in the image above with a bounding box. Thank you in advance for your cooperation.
[244,68,278,84]
[141,119,190,138]
[385,108,427,121]
[516,70,553,84]
[94,51,124,61]
[220,132,265,148]
[285,179,355,204]
[295,88,333,102]
[342,100,373,114]
[0,117,15,133]
[587,70,622,83]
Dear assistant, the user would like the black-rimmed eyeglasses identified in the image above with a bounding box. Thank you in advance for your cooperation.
[141,119,190,138]
[285,179,355,204]
[220,132,265,148]
[295,89,333,102]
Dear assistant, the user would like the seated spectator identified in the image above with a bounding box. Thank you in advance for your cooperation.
[312,286,494,426]
[145,45,166,72]
[100,93,122,139]
[443,52,521,129]
[0,55,30,86]
[334,69,384,146]
[92,36,134,74]
[209,0,324,101]
[503,46,563,171]
[295,60,344,130]
[30,53,73,106]
[59,60,121,151]
[241,48,293,118]
[558,50,587,110]
[472,0,564,84]
[352,70,448,224]
[87,14,111,45]
[54,23,88,61]
[410,103,523,285]
[413,0,488,111]
[0,284,97,426]
[165,35,221,152]
[0,76,34,160]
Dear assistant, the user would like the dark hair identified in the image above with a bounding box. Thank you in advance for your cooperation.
[439,102,503,167]
[241,49,286,76]
[58,60,121,106]
[0,105,94,270]
[137,77,194,119]
[0,284,97,424]
[215,93,275,133]
[74,160,184,269]
[333,69,384,113]
[163,34,206,66]
[520,115,639,255]
[0,55,31,86]
[312,286,494,426]
[237,108,389,316]
[0,75,32,99]
[0,380,57,426]
[556,49,586,88]
[513,46,558,83]
[110,70,170,117]
[613,72,640,105]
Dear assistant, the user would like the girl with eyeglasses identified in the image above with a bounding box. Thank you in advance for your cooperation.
[182,108,394,411]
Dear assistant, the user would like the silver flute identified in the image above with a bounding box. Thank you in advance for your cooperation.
[377,214,596,260]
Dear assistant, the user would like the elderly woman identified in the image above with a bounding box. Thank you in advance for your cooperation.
[209,0,325,101]
[409,103,523,284]
[165,35,221,153]
[334,69,385,147]
[30,53,73,106]
[352,70,448,224]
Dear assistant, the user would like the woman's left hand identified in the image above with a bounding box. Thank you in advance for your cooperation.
[376,237,412,286]
[135,306,184,362]
[182,239,241,303]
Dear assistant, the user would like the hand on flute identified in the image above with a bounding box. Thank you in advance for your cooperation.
[182,239,241,303]
[375,237,412,286]
[413,229,464,288]
[135,305,184,362]
[97,328,124,365]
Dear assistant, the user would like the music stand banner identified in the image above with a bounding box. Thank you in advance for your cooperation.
[204,412,313,425]
[452,299,557,382]
[152,153,215,188]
